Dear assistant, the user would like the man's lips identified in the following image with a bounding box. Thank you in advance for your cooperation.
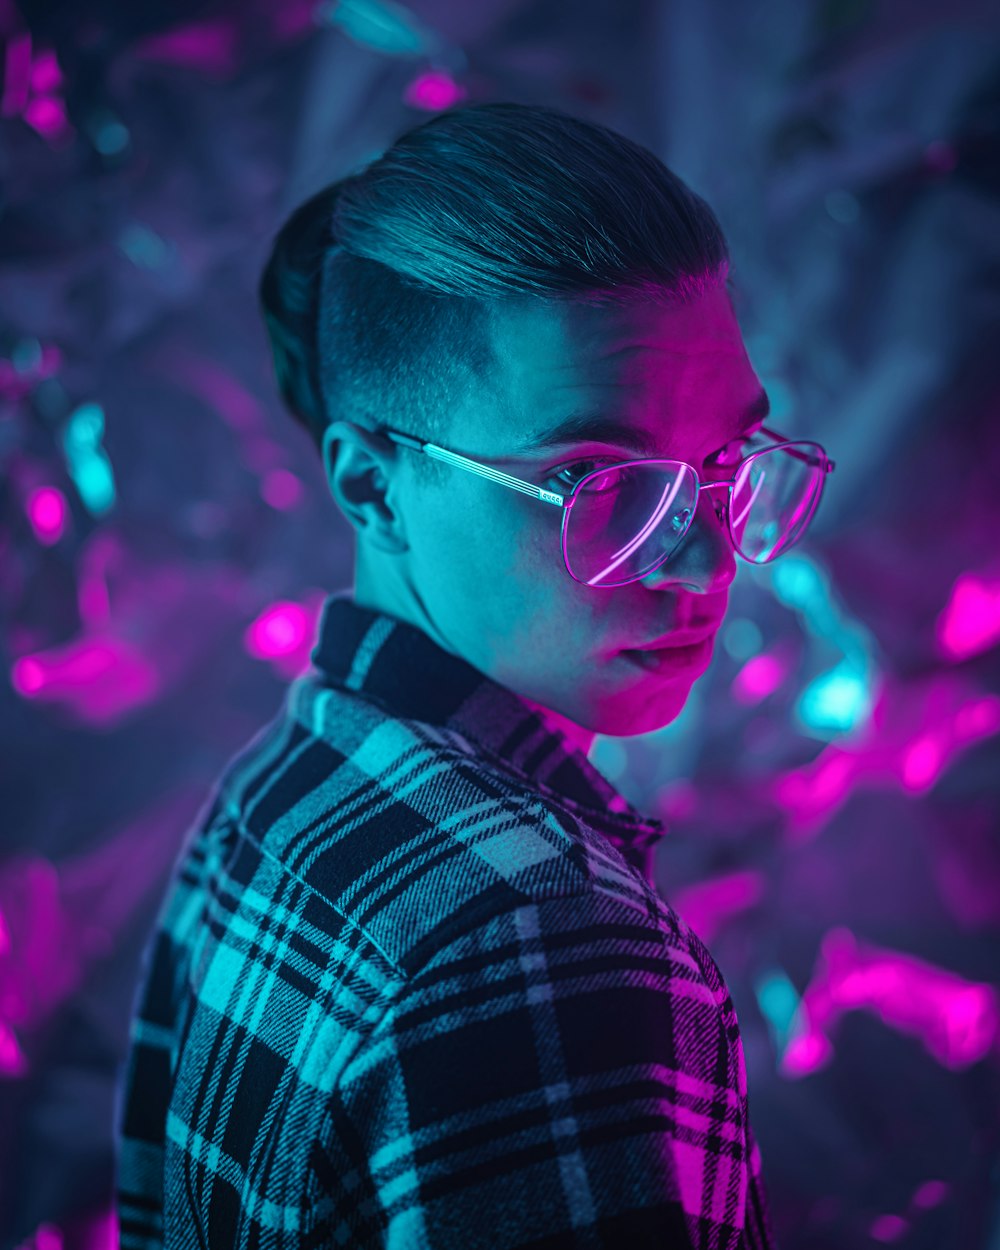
[628,625,722,651]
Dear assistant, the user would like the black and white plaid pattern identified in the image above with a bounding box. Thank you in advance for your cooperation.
[115,593,776,1248]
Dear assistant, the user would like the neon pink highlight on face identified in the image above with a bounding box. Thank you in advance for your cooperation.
[937,571,1000,660]
[27,486,68,544]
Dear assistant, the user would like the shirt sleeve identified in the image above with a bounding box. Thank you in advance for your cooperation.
[329,886,763,1250]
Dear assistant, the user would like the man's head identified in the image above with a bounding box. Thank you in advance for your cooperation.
[260,102,766,750]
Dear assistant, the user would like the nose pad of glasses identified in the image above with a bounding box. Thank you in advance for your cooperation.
[709,494,727,526]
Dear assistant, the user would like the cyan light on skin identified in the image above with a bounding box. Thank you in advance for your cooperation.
[324,284,767,757]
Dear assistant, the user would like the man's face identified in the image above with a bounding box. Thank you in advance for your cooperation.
[362,284,768,740]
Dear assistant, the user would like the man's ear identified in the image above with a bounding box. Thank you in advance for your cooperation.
[321,420,408,554]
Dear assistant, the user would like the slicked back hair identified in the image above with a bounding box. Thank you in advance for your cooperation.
[259,101,732,484]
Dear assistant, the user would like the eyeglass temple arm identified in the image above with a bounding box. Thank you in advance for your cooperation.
[382,429,572,507]
[382,425,834,507]
[762,427,836,471]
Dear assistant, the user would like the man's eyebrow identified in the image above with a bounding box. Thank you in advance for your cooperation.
[521,388,771,455]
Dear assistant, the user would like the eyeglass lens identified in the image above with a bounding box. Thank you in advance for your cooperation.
[563,444,826,587]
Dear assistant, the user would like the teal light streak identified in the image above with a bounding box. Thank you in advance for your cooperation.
[62,403,116,515]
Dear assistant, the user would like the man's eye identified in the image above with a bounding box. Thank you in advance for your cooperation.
[710,436,755,468]
[548,458,615,488]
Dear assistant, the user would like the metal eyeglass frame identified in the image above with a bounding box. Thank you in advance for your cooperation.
[346,423,836,588]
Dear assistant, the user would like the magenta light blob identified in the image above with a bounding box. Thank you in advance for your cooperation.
[23,95,68,139]
[27,485,68,544]
[781,927,999,1079]
[911,1180,950,1209]
[29,47,62,93]
[11,638,161,724]
[732,652,788,704]
[869,1213,908,1243]
[261,468,303,510]
[673,869,765,945]
[404,71,467,112]
[1,31,32,117]
[245,602,310,659]
[937,571,1000,660]
[900,735,943,793]
[0,1019,27,1077]
[135,20,240,77]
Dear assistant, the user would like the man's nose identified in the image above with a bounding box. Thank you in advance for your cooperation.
[639,487,736,594]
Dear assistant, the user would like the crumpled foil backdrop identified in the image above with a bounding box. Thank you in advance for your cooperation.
[1,0,999,1246]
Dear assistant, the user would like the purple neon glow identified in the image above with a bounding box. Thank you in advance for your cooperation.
[780,927,999,1078]
[23,95,68,140]
[134,20,240,77]
[0,342,61,400]
[11,638,161,724]
[26,486,68,545]
[29,47,62,93]
[261,468,304,510]
[404,71,467,112]
[1,31,31,118]
[732,651,788,704]
[243,594,325,679]
[775,679,1000,833]
[869,1213,908,1242]
[672,869,765,945]
[937,570,1000,660]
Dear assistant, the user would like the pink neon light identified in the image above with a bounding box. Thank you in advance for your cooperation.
[27,485,68,544]
[135,20,239,76]
[937,571,1000,660]
[911,1179,949,1209]
[29,47,62,93]
[174,356,263,430]
[23,95,67,139]
[246,602,308,658]
[779,927,1000,1079]
[900,735,943,792]
[261,468,303,510]
[673,870,765,945]
[243,593,326,679]
[404,71,467,112]
[11,639,160,724]
[30,1223,63,1250]
[869,1213,908,1243]
[732,651,787,704]
[775,678,1000,836]
[1,31,32,117]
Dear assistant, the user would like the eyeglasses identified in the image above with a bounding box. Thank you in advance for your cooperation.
[356,423,835,589]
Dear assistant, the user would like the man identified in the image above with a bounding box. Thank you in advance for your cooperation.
[116,100,829,1247]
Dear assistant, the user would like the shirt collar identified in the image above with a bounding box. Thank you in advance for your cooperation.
[308,592,667,861]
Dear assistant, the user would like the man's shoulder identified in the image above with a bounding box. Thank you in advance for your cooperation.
[215,680,659,977]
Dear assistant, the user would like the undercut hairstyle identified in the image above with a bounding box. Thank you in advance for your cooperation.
[259,101,733,485]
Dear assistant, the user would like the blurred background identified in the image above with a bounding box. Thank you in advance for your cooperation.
[2,0,999,1246]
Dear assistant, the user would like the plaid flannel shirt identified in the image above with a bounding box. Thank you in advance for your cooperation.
[115,592,777,1248]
